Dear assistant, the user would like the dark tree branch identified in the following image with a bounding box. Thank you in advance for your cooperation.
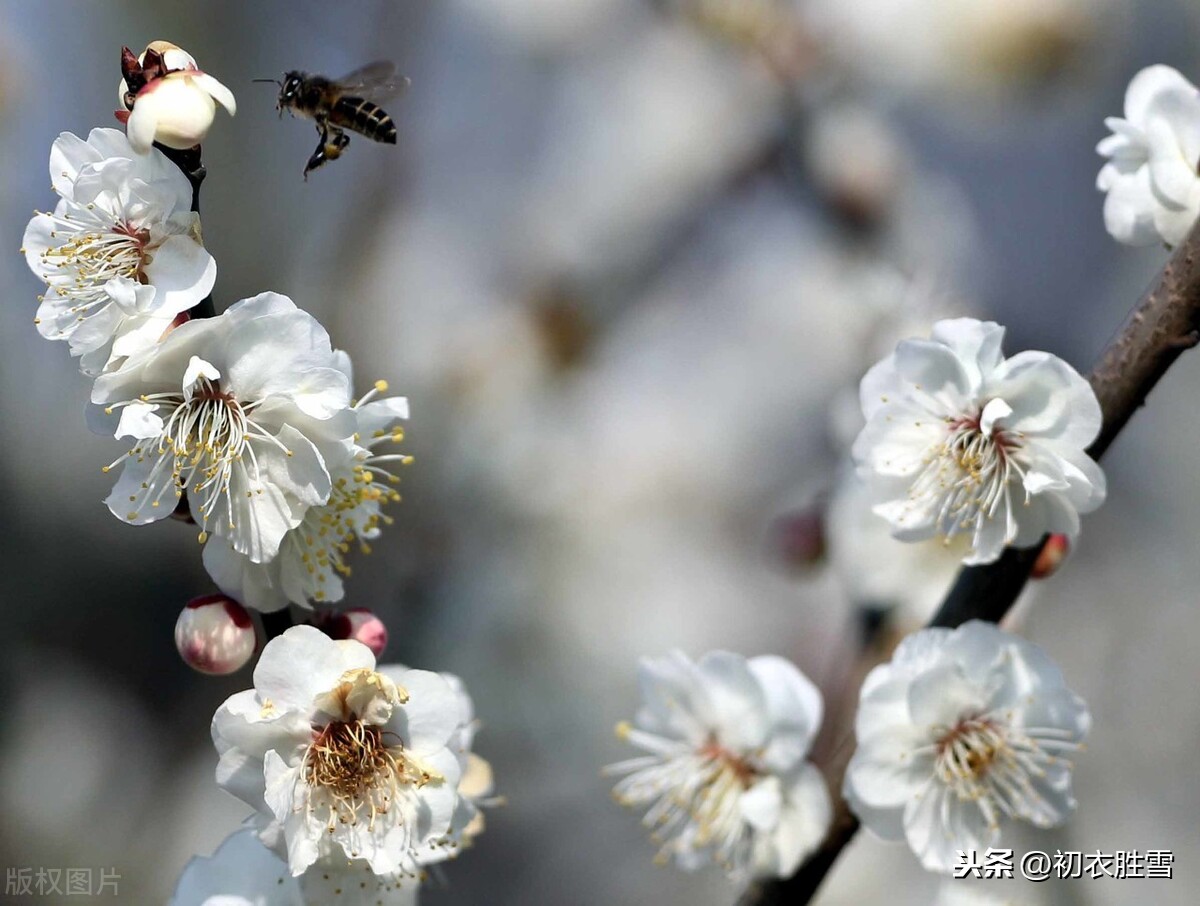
[741,219,1200,905]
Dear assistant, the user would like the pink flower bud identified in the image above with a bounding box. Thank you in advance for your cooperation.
[314,608,388,658]
[1031,533,1071,580]
[175,594,256,675]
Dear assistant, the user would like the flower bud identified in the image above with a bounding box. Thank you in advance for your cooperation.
[175,594,256,675]
[1031,533,1071,580]
[313,608,388,658]
[117,41,235,154]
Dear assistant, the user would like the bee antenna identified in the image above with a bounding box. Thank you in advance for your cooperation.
[251,78,281,85]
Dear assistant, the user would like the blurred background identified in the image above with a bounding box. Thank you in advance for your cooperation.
[1,1,1199,903]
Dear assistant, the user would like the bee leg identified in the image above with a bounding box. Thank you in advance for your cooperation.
[304,126,350,180]
[304,121,333,179]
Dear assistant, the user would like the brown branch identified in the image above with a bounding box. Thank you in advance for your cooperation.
[741,218,1200,905]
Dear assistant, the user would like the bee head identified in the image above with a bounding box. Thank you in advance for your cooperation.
[279,71,305,108]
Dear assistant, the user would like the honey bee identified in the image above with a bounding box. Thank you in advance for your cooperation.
[258,61,409,179]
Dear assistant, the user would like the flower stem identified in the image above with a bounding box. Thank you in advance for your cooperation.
[739,217,1200,905]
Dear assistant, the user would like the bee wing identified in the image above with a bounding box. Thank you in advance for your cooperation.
[334,60,410,102]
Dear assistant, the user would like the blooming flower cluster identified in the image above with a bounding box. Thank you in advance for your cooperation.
[24,41,494,904]
[25,130,410,605]
[844,621,1090,873]
[852,318,1105,565]
[606,650,831,881]
[1098,65,1200,248]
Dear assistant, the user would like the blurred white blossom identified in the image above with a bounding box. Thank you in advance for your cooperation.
[806,0,1116,101]
[1097,64,1200,247]
[211,626,466,878]
[203,380,409,611]
[844,621,1090,873]
[171,828,304,906]
[90,292,354,562]
[606,650,830,880]
[805,103,907,227]
[452,0,628,53]
[852,318,1105,565]
[825,469,966,629]
[22,128,215,375]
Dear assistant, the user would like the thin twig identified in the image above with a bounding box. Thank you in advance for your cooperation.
[741,218,1200,905]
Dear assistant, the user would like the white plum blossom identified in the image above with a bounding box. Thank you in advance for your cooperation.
[211,626,466,879]
[202,378,410,611]
[170,828,419,906]
[90,292,355,563]
[606,650,831,881]
[119,42,236,154]
[844,621,1090,874]
[852,318,1105,566]
[22,128,215,375]
[1097,65,1200,247]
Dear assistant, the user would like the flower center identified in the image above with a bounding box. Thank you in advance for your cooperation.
[302,719,433,833]
[104,372,284,538]
[607,725,763,876]
[909,399,1027,539]
[158,376,249,526]
[36,212,151,321]
[931,712,1082,831]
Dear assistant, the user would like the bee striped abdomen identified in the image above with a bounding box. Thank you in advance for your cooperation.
[331,97,397,144]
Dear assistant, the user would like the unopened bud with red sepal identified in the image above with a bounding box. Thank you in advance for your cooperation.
[313,607,388,658]
[117,41,235,154]
[1031,533,1071,580]
[175,594,256,675]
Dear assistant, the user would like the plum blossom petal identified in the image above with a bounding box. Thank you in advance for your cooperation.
[170,828,304,906]
[170,826,424,905]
